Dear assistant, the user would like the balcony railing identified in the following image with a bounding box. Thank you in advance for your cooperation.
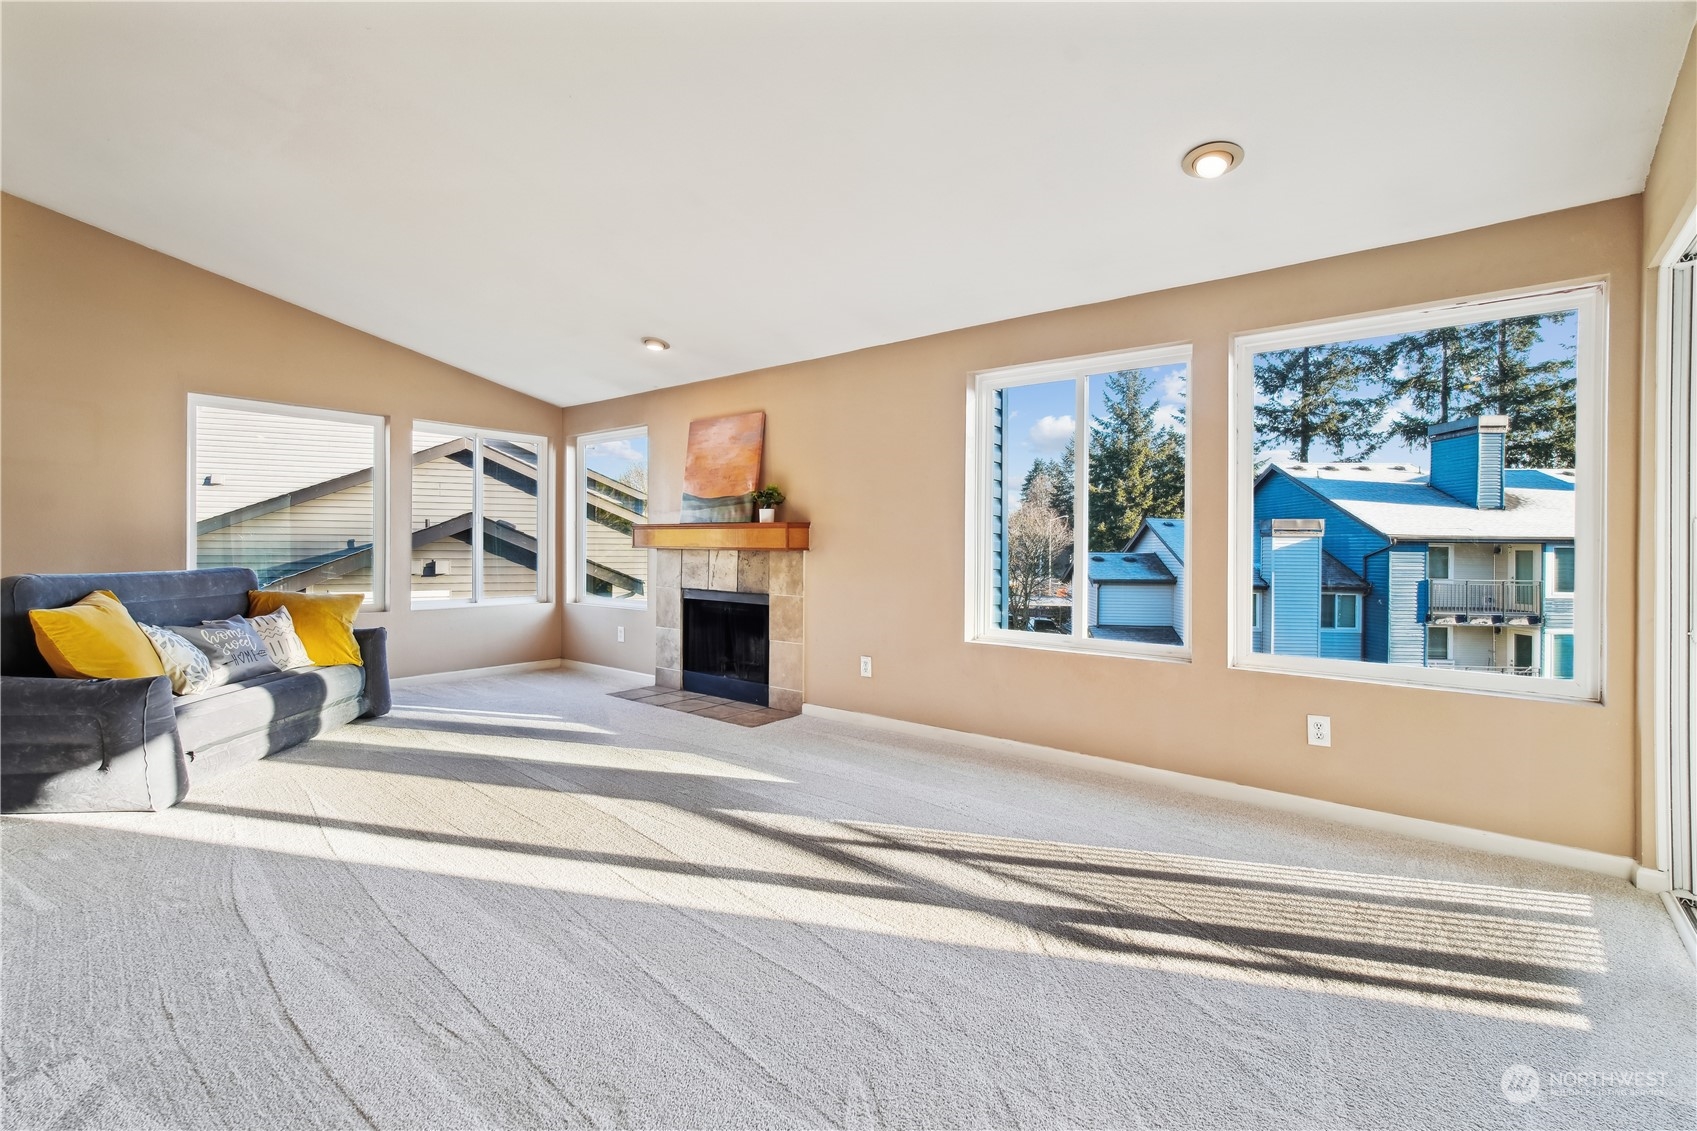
[1427,578,1541,619]
[1426,661,1540,676]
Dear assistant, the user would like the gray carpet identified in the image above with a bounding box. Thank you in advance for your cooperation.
[3,666,1693,1130]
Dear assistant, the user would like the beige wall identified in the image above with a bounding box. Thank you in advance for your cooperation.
[1,194,564,677]
[1637,25,1696,865]
[564,196,1645,857]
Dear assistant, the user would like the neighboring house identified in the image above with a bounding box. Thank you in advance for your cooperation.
[196,431,544,600]
[1251,416,1576,678]
[584,470,647,598]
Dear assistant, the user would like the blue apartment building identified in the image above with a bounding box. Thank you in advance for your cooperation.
[1250,416,1577,678]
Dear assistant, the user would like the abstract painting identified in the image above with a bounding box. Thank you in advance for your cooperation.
[682,411,765,522]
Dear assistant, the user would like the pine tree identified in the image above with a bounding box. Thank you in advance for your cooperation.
[1254,344,1390,462]
[1385,325,1491,449]
[1088,369,1185,551]
[1460,313,1576,468]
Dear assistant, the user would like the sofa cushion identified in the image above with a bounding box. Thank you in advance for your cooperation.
[247,592,363,667]
[137,624,219,696]
[29,591,167,681]
[173,665,364,755]
[167,618,279,685]
[248,606,313,671]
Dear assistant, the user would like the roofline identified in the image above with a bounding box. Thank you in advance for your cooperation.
[1254,464,1393,543]
[1132,518,1184,562]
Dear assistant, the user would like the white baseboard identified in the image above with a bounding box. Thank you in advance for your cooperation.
[1661,892,1697,964]
[392,658,563,686]
[1635,867,1674,893]
[560,658,654,682]
[801,702,1641,883]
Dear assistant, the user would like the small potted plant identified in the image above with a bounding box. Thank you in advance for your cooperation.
[752,485,786,523]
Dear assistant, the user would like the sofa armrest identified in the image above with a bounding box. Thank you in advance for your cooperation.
[0,675,187,813]
[355,626,391,719]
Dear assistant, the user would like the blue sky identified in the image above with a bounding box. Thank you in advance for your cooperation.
[585,433,648,480]
[1003,363,1187,498]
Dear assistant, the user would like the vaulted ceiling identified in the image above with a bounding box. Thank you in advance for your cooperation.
[4,2,1691,406]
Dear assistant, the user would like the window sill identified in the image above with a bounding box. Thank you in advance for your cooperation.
[968,631,1191,665]
[411,596,546,611]
[576,596,649,611]
[1229,652,1600,703]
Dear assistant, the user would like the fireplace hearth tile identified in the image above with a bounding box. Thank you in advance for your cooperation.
[709,550,738,591]
[769,552,804,597]
[609,685,799,727]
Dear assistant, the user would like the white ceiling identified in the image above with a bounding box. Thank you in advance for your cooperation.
[3,3,1692,407]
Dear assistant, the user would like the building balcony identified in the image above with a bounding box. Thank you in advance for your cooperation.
[1425,578,1542,624]
[1427,661,1540,676]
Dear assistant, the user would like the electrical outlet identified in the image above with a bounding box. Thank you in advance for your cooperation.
[617,626,625,643]
[859,655,873,678]
[1307,714,1331,747]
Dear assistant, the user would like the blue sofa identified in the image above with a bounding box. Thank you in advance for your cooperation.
[0,568,391,814]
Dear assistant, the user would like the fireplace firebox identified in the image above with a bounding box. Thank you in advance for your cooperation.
[681,588,770,706]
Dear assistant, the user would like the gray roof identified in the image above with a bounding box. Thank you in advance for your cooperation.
[1087,552,1174,584]
[1133,518,1185,563]
[1261,463,1575,541]
[1322,552,1371,592]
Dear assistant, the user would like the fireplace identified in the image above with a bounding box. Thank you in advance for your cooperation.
[681,588,770,706]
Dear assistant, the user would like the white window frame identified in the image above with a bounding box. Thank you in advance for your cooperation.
[577,425,649,608]
[966,343,1192,661]
[187,393,390,609]
[1229,282,1605,702]
[411,421,551,609]
[1427,545,1452,581]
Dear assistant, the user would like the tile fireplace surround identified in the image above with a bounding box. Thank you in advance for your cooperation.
[652,548,804,712]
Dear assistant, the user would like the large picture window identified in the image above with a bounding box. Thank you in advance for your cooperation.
[190,395,388,606]
[411,423,548,606]
[1232,284,1603,699]
[579,427,649,603]
[970,345,1190,657]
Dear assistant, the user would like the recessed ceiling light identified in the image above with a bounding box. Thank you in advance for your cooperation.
[1182,141,1244,180]
[642,337,670,352]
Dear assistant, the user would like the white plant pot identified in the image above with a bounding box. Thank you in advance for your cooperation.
[758,508,776,523]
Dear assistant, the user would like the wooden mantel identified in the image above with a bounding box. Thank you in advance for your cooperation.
[633,522,810,552]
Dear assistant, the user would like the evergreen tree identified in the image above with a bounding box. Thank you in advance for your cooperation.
[1385,325,1491,449]
[1460,313,1576,468]
[1087,369,1185,550]
[1254,344,1390,461]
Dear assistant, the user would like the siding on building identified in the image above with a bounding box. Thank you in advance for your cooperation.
[1263,526,1322,657]
[1132,522,1186,643]
[1095,582,1175,627]
[992,391,1007,629]
[1319,625,1362,661]
[1384,544,1429,665]
[1253,471,1388,577]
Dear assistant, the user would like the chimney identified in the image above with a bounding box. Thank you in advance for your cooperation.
[1259,518,1324,658]
[1427,416,1508,510]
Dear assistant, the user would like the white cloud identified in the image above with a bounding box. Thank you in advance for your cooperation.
[593,439,644,464]
[1028,414,1075,452]
[1152,404,1183,432]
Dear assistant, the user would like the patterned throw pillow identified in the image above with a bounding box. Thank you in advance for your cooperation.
[138,623,220,696]
[247,606,314,671]
[167,618,281,685]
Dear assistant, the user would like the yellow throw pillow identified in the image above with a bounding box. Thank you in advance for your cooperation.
[247,591,363,667]
[29,590,168,680]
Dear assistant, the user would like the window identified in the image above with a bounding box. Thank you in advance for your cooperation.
[1321,593,1358,630]
[1427,626,1450,662]
[970,345,1190,656]
[1550,631,1575,680]
[580,427,649,603]
[1551,545,1575,594]
[190,395,387,606]
[411,423,548,606]
[1233,283,1603,700]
